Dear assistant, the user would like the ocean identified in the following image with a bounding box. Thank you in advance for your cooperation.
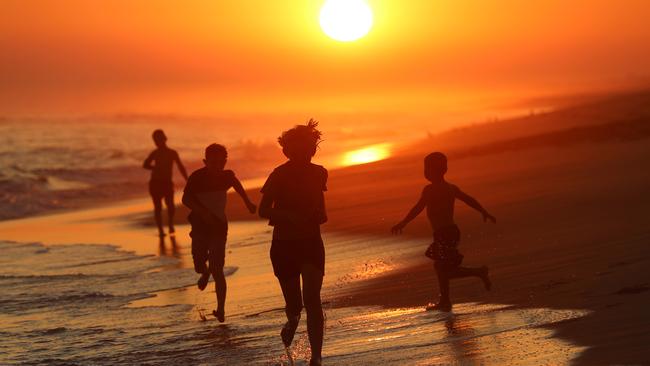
[0,217,589,365]
[0,103,590,365]
[0,114,425,221]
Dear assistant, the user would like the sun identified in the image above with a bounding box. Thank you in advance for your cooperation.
[319,0,373,42]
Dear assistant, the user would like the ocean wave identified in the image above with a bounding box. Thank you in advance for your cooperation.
[0,118,287,221]
[0,291,117,313]
[0,273,96,280]
[51,254,156,269]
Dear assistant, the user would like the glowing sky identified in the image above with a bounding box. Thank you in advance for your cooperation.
[1,0,649,116]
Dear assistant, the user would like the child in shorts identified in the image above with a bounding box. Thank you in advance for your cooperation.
[259,119,327,366]
[392,152,496,312]
[143,129,188,237]
[182,144,256,322]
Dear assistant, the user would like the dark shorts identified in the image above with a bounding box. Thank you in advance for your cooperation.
[425,225,464,271]
[149,180,174,199]
[270,237,325,280]
[190,218,228,274]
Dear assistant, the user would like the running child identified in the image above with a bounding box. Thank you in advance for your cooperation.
[182,144,256,322]
[391,152,496,312]
[259,119,327,366]
[143,129,188,237]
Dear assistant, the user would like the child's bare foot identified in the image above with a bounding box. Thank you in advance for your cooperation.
[280,314,301,347]
[481,266,492,291]
[197,273,210,291]
[426,302,452,312]
[213,309,225,323]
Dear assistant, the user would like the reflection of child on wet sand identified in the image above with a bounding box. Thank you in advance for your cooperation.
[259,120,327,366]
[182,144,256,322]
[143,129,188,237]
[392,152,495,312]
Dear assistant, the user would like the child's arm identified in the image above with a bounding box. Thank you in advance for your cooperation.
[142,151,155,170]
[231,175,256,214]
[391,188,427,234]
[174,151,188,182]
[258,193,274,220]
[455,187,496,223]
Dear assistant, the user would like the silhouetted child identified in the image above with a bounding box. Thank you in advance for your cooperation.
[143,129,188,237]
[392,152,496,312]
[259,119,327,366]
[182,144,256,322]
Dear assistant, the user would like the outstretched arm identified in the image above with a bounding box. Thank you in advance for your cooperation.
[143,152,155,170]
[455,187,496,223]
[174,152,188,181]
[232,176,256,214]
[391,189,427,234]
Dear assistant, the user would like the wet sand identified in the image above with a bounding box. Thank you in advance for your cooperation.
[3,90,650,364]
[327,94,650,365]
[221,90,650,364]
[0,200,592,365]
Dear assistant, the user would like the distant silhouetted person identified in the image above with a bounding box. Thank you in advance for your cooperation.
[182,144,256,322]
[392,152,496,312]
[259,119,327,366]
[143,129,188,237]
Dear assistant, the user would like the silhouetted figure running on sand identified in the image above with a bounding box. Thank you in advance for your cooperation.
[143,129,188,237]
[259,120,327,366]
[392,152,496,312]
[182,144,256,322]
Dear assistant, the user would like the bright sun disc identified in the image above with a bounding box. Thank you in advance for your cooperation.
[319,0,373,42]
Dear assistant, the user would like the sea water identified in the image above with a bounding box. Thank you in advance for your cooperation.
[0,221,589,365]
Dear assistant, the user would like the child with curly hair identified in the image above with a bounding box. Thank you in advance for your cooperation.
[259,119,327,366]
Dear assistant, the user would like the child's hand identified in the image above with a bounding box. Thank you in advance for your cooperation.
[246,202,257,214]
[391,222,406,235]
[483,212,497,224]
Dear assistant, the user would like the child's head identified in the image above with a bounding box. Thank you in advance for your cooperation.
[278,119,322,162]
[424,152,448,181]
[152,129,167,148]
[204,144,227,171]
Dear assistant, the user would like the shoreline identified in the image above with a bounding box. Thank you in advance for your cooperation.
[3,90,650,364]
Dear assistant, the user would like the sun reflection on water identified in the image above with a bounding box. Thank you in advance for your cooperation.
[341,143,391,166]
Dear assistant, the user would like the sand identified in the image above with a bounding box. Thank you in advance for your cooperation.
[3,89,650,364]
[225,90,650,364]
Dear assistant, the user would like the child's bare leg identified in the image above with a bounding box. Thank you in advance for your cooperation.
[164,193,175,234]
[197,267,210,291]
[210,264,227,322]
[448,266,491,290]
[433,262,452,309]
[152,196,164,236]
[301,264,324,364]
[279,276,303,347]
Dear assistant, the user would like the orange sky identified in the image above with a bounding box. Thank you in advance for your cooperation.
[1,0,649,117]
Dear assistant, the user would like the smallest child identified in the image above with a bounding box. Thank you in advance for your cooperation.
[392,152,496,312]
[182,144,256,322]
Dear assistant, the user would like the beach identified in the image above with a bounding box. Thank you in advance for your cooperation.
[2,90,650,365]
